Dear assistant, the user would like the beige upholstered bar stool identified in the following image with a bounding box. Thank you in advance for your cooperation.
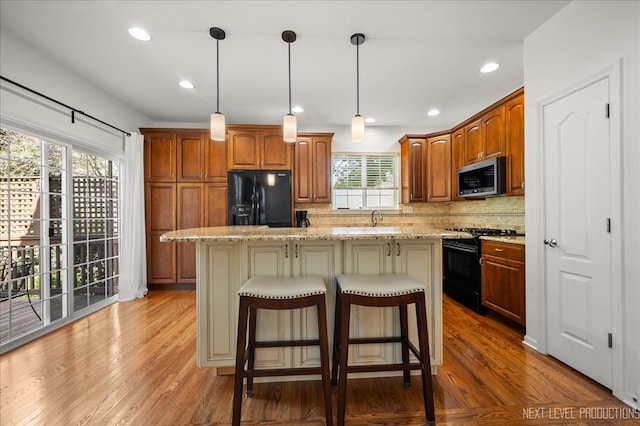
[331,274,436,426]
[232,275,333,426]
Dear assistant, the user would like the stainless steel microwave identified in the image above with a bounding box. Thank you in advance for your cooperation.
[458,156,506,198]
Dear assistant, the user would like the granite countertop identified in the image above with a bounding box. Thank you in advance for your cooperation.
[160,225,472,243]
[480,235,526,245]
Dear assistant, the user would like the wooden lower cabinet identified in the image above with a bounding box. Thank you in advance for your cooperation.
[145,183,177,284]
[481,240,526,326]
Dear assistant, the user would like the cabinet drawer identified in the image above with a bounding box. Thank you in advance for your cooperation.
[481,240,524,261]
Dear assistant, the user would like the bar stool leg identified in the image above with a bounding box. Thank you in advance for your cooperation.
[246,306,258,397]
[316,296,334,426]
[232,297,249,426]
[336,294,351,426]
[399,304,411,387]
[331,287,343,391]
[416,297,436,425]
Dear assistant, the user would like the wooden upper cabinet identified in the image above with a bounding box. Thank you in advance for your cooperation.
[294,134,332,203]
[451,128,465,201]
[505,93,525,195]
[227,129,261,169]
[463,119,483,165]
[144,132,176,181]
[399,135,426,203]
[204,137,228,183]
[462,107,506,165]
[426,134,451,202]
[177,132,205,181]
[227,126,292,170]
[261,131,292,170]
[482,105,505,159]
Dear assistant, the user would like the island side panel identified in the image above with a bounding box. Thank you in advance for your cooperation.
[196,241,241,368]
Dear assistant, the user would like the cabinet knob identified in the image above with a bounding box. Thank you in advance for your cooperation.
[494,248,504,252]
[386,243,391,257]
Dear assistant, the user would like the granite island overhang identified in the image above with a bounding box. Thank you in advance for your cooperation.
[160,226,471,378]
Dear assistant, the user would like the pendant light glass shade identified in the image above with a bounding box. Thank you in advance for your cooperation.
[351,115,365,143]
[210,112,226,141]
[351,33,366,143]
[210,27,226,141]
[283,114,297,143]
[282,30,297,143]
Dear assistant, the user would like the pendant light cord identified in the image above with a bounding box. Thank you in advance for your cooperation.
[356,40,360,116]
[288,41,292,115]
[216,38,220,114]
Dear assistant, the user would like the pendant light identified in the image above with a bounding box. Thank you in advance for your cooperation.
[210,27,226,141]
[351,33,365,143]
[282,30,297,143]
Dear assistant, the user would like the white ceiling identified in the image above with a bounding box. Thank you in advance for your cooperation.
[0,1,569,133]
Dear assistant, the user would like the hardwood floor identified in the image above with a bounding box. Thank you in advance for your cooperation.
[1,290,635,425]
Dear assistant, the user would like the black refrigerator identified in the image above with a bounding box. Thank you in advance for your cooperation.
[227,170,292,227]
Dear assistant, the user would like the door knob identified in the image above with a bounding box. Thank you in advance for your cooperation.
[543,238,558,247]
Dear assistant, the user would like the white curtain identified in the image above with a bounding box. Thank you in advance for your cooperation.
[119,132,148,301]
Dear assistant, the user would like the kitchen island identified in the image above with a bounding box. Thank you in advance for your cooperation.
[160,226,469,379]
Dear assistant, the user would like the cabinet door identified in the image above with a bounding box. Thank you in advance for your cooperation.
[204,136,228,183]
[312,137,332,203]
[144,132,176,181]
[177,132,205,181]
[177,184,204,283]
[294,138,313,202]
[482,105,505,159]
[261,131,292,170]
[242,241,292,369]
[204,184,227,226]
[505,95,525,195]
[343,240,394,366]
[481,255,525,326]
[291,241,342,368]
[463,119,483,164]
[409,139,427,202]
[395,240,442,367]
[426,134,451,202]
[227,129,260,169]
[145,183,176,284]
[451,128,465,201]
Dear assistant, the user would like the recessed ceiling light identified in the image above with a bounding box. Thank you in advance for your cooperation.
[292,105,304,113]
[365,117,375,124]
[178,80,194,89]
[427,109,440,117]
[128,27,151,41]
[480,62,499,73]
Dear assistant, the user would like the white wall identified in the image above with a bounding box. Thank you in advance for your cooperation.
[524,1,639,408]
[0,29,153,155]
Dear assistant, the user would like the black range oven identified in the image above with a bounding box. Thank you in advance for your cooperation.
[443,228,520,313]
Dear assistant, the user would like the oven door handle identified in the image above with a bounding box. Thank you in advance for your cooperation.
[443,241,478,253]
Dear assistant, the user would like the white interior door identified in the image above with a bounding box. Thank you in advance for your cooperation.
[543,77,612,387]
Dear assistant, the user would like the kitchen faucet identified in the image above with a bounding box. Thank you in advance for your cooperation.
[370,210,383,227]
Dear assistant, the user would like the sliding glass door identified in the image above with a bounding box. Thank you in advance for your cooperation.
[1,128,119,346]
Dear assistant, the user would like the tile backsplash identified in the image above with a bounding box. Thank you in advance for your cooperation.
[296,196,525,233]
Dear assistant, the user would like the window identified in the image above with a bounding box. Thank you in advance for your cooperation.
[0,128,119,346]
[332,153,398,209]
